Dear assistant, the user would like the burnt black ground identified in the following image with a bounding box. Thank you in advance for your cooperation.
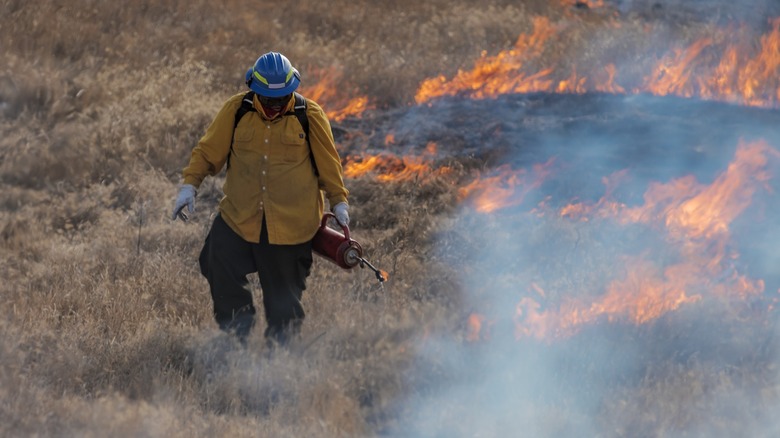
[340,93,779,187]
[591,0,780,27]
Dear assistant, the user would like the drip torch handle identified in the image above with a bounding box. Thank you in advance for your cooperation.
[321,212,350,240]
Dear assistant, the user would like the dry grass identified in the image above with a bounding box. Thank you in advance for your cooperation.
[2,0,780,436]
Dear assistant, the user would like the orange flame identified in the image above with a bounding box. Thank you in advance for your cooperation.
[617,141,777,238]
[643,38,715,98]
[343,153,453,182]
[515,259,704,339]
[415,17,558,104]
[329,96,371,122]
[298,67,373,121]
[668,18,780,107]
[515,140,778,339]
[414,17,780,108]
[467,313,485,342]
[458,159,556,213]
[595,64,626,94]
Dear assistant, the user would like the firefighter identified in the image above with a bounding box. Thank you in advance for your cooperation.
[171,51,350,346]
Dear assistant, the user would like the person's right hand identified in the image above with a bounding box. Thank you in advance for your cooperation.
[171,184,197,221]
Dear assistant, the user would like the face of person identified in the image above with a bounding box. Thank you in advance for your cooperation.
[258,93,292,115]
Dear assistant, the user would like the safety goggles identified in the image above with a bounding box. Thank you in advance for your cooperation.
[257,93,292,107]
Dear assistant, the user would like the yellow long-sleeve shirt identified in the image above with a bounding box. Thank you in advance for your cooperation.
[182,92,349,244]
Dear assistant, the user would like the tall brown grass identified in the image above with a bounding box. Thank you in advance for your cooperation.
[2,0,779,436]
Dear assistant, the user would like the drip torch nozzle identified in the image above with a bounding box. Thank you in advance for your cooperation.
[358,257,387,283]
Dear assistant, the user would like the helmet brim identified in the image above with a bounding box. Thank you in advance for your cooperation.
[245,68,300,97]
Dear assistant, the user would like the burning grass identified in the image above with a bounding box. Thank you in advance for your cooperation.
[2,0,780,436]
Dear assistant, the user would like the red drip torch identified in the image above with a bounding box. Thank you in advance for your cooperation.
[312,213,387,283]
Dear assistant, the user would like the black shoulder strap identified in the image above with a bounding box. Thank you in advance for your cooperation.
[292,92,309,138]
[286,92,318,176]
[236,91,257,123]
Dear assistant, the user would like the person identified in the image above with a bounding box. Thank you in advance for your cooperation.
[171,51,350,346]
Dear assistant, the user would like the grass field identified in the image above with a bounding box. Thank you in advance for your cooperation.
[2,0,780,436]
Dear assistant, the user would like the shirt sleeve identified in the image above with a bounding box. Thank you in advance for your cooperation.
[182,95,242,188]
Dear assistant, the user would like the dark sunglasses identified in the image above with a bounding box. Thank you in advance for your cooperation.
[258,93,292,107]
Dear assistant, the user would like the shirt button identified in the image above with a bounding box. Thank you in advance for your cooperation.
[262,171,266,175]
[262,186,266,191]
[264,155,268,160]
[265,139,269,143]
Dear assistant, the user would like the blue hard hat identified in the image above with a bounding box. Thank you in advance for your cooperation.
[244,52,301,97]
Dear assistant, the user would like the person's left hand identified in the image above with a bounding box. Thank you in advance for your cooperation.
[332,202,350,227]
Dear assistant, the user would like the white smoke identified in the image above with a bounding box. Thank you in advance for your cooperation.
[389,92,780,437]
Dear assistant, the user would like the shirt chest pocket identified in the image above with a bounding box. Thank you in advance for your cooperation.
[281,125,308,163]
[231,125,262,169]
[233,126,255,149]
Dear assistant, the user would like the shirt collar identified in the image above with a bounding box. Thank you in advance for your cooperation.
[252,94,294,120]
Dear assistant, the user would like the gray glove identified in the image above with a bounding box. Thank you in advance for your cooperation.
[172,184,197,221]
[332,202,350,227]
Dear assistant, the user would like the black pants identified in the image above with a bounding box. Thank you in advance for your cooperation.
[199,214,313,344]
